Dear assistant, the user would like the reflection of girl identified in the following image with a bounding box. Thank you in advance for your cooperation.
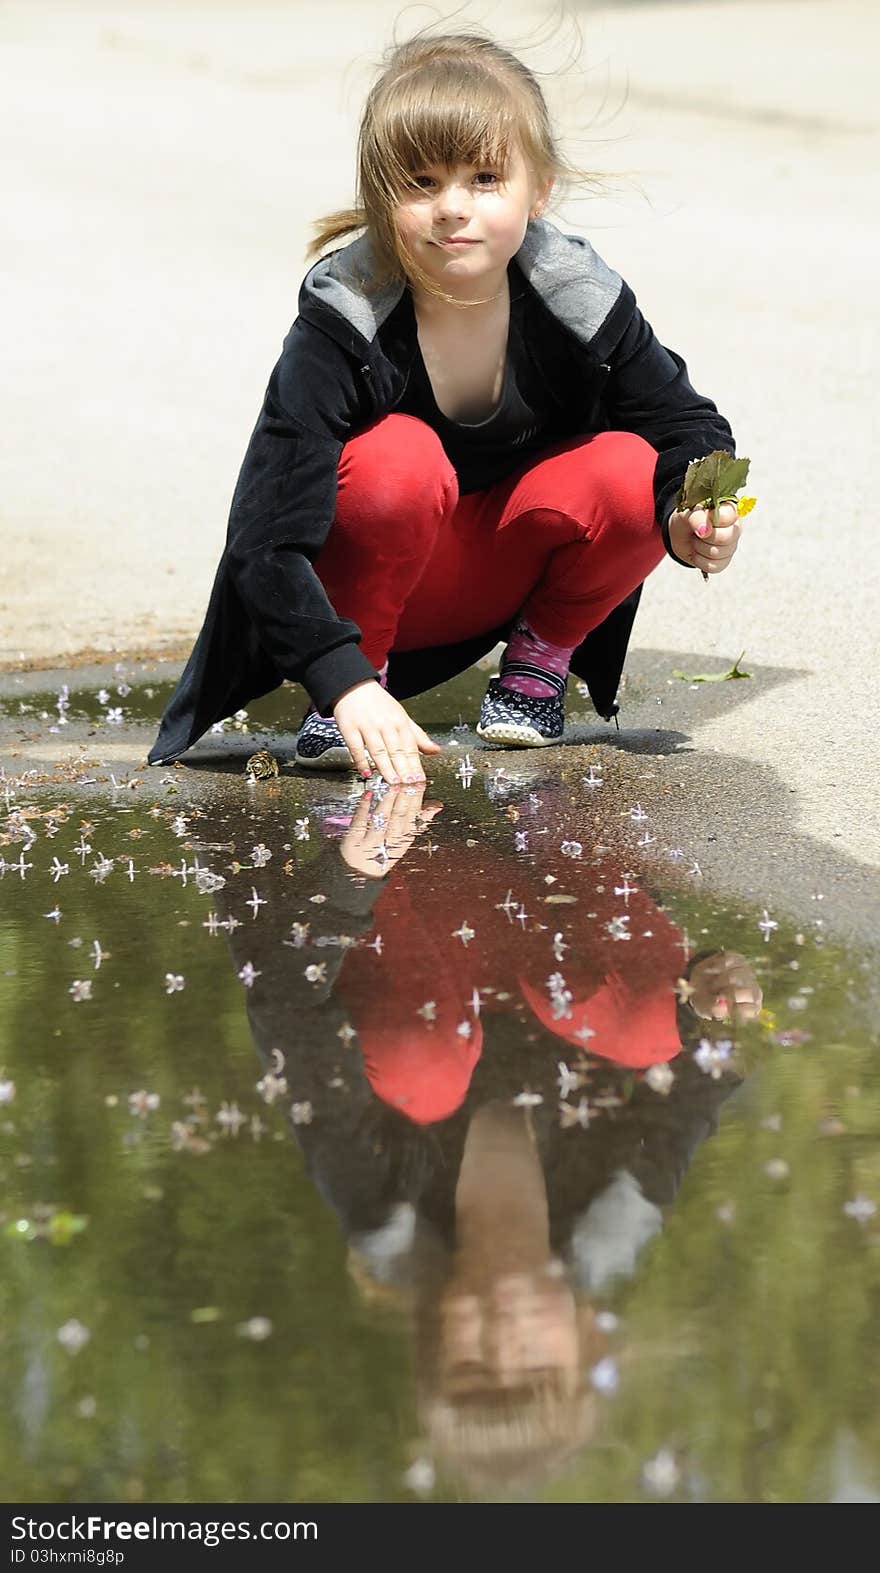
[333,785,760,1121]
[148,29,743,784]
[200,788,760,1492]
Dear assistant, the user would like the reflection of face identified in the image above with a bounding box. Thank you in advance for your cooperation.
[438,1270,580,1396]
[393,144,545,296]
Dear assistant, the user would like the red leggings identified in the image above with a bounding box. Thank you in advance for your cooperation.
[313,416,664,669]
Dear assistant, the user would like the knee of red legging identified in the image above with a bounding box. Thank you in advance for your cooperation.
[337,414,458,546]
[583,430,658,507]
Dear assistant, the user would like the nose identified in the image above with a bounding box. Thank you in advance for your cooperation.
[433,180,472,223]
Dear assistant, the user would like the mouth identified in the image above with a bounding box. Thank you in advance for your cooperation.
[434,238,479,248]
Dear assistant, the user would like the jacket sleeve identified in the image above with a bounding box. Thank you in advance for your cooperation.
[593,285,737,566]
[224,317,380,715]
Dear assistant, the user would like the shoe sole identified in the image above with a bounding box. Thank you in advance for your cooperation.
[294,745,355,770]
[475,721,558,747]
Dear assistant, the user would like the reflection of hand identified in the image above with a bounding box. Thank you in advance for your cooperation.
[339,782,443,879]
[689,950,762,1022]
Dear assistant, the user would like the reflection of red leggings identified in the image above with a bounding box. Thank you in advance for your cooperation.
[313,415,664,669]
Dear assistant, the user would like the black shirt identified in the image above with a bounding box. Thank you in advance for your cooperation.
[393,283,563,494]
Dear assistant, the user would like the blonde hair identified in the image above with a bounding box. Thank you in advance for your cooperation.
[306,21,616,307]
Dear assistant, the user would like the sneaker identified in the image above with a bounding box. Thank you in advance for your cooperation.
[475,666,567,747]
[294,706,355,770]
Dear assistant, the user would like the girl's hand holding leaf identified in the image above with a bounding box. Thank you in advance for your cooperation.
[668,500,743,574]
[669,450,757,579]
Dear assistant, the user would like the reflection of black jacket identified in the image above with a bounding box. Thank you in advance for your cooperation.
[148,219,735,764]
[203,798,743,1296]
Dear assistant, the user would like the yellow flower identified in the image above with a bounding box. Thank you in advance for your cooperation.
[737,496,757,517]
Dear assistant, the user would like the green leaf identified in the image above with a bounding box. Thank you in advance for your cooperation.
[677,451,751,511]
[672,651,752,683]
[47,1212,89,1245]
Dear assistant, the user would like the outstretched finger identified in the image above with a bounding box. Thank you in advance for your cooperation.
[414,723,443,754]
[363,732,406,786]
[340,727,372,779]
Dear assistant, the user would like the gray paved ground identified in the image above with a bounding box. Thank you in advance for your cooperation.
[2,1,878,872]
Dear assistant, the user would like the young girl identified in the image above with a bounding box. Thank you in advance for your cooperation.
[148,29,744,785]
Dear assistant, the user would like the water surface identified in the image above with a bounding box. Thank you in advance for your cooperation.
[1,676,878,1503]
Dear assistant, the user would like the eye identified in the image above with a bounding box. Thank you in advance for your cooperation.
[409,169,500,189]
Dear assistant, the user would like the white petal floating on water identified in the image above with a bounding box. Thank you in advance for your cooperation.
[255,1072,287,1105]
[645,1063,675,1096]
[641,1448,681,1497]
[557,1062,583,1099]
[589,1357,619,1394]
[843,1195,877,1224]
[559,1097,594,1130]
[694,1038,733,1079]
[403,1458,436,1495]
[128,1090,160,1117]
[764,1158,790,1182]
[57,1319,91,1355]
[246,887,268,919]
[547,972,573,1021]
[236,1316,273,1341]
[512,1090,543,1109]
[216,1102,246,1136]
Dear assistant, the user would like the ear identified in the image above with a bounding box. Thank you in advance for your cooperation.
[531,174,554,219]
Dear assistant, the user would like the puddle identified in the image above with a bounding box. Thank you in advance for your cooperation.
[1,675,879,1503]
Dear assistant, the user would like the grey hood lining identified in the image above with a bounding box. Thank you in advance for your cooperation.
[301,218,625,352]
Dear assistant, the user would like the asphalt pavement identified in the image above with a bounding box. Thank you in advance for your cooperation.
[2,0,878,873]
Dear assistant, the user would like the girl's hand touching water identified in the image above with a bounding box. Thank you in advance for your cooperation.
[668,501,743,575]
[333,679,442,785]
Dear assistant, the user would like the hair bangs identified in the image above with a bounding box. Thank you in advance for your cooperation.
[372,68,522,192]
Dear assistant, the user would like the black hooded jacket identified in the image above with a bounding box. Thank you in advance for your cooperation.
[148,219,735,764]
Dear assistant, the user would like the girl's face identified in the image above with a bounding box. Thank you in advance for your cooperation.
[393,142,551,299]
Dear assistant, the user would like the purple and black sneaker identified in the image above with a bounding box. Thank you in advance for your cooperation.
[294,706,355,770]
[476,664,567,747]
